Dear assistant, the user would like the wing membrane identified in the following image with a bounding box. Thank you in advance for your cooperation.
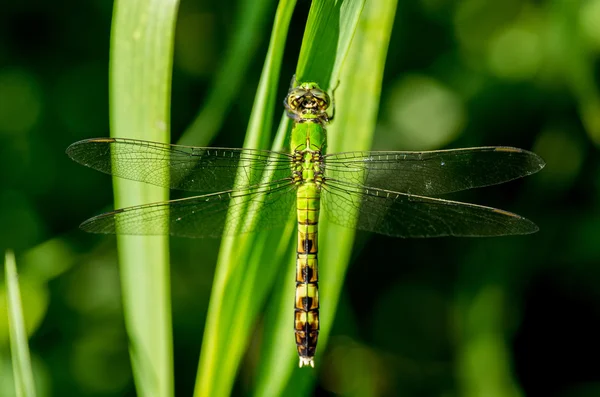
[323,147,544,196]
[66,137,293,192]
[80,182,297,238]
[321,180,538,237]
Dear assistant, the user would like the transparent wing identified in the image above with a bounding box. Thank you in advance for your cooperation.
[323,147,545,196]
[66,137,293,192]
[321,180,538,237]
[80,182,297,238]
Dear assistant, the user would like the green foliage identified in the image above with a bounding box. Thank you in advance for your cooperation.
[193,1,373,395]
[191,3,400,396]
[3,0,600,396]
[193,2,300,394]
[5,250,37,397]
[110,0,178,395]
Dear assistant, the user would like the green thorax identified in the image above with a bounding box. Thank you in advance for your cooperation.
[291,122,327,153]
[285,81,331,156]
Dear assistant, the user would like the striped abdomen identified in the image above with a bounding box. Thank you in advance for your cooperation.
[295,182,320,368]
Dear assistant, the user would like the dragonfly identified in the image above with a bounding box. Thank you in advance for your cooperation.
[67,79,544,368]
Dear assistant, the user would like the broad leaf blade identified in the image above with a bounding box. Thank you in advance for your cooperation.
[194,1,298,396]
[254,1,369,395]
[110,0,178,395]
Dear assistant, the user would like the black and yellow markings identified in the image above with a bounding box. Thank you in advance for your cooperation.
[297,226,318,254]
[294,309,319,332]
[295,282,319,310]
[295,248,320,367]
[295,327,318,346]
[294,305,320,361]
[297,186,320,255]
[295,182,321,366]
[296,255,318,283]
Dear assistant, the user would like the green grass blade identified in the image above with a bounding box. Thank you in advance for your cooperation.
[5,250,37,397]
[178,0,275,147]
[110,1,178,395]
[455,283,524,397]
[295,0,365,85]
[193,1,298,396]
[318,0,399,353]
[253,0,368,395]
[262,0,398,395]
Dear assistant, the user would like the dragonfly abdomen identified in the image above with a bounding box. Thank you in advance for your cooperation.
[295,182,320,368]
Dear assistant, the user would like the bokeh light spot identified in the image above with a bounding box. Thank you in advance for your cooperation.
[322,337,390,396]
[65,256,121,315]
[487,19,542,80]
[581,97,600,146]
[454,0,522,54]
[580,0,600,49]
[71,328,130,393]
[381,75,466,150]
[21,238,78,283]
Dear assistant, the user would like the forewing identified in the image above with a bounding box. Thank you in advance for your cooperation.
[66,137,293,192]
[323,147,545,196]
[80,182,297,238]
[321,181,538,237]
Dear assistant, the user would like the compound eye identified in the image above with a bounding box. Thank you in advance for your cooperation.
[287,88,307,109]
[290,87,307,98]
[313,92,330,110]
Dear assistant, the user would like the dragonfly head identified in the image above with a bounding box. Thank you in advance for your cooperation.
[285,82,330,121]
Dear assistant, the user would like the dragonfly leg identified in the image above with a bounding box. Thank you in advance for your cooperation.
[328,80,341,122]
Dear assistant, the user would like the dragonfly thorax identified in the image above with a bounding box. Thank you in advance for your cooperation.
[292,149,324,188]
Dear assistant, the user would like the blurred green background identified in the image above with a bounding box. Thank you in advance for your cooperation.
[2,0,600,396]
